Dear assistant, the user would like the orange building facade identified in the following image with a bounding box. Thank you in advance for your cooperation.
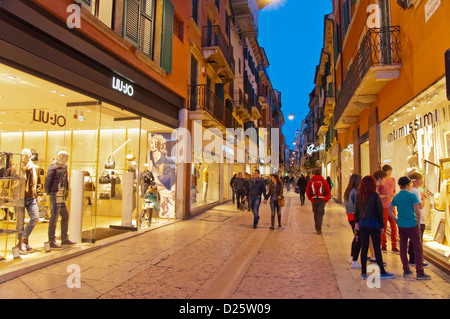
[331,0,450,265]
[0,0,283,269]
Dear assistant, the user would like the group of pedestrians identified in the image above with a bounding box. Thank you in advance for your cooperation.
[230,170,284,230]
[343,165,431,280]
[230,168,333,234]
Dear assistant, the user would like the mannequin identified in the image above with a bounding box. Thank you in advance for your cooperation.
[45,151,75,249]
[192,164,200,203]
[203,165,209,203]
[140,164,154,198]
[15,149,41,254]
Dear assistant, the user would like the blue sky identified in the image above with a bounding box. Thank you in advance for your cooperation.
[258,0,333,149]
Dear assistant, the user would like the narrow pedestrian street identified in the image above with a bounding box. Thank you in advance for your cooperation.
[0,190,448,300]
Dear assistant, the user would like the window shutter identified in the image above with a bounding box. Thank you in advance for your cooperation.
[140,0,156,58]
[342,1,348,37]
[124,0,140,46]
[192,0,198,25]
[215,83,224,102]
[161,0,174,74]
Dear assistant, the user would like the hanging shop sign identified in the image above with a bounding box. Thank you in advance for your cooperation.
[32,109,66,127]
[112,76,134,97]
[386,108,442,143]
[307,143,325,156]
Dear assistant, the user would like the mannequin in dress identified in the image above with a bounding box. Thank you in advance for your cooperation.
[203,164,209,203]
[45,151,75,249]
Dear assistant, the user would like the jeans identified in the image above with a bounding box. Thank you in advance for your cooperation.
[312,200,326,232]
[250,197,262,227]
[16,197,39,239]
[381,207,398,249]
[232,188,235,204]
[270,200,280,218]
[399,226,424,276]
[48,193,70,242]
[360,225,386,275]
[270,200,281,228]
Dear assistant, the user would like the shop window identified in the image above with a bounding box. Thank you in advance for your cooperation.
[79,0,115,28]
[0,62,177,261]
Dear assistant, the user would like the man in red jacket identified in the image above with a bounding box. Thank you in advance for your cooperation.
[306,169,331,234]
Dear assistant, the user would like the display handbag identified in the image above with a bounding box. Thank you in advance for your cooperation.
[30,149,39,162]
[278,196,285,207]
[84,176,95,192]
[99,192,110,200]
[99,171,111,184]
[104,155,116,169]
[125,151,135,161]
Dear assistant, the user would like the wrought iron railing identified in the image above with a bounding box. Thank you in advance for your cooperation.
[189,84,237,128]
[202,25,236,75]
[334,26,401,124]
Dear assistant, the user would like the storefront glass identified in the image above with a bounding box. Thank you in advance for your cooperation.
[341,143,354,191]
[360,140,370,177]
[0,62,177,261]
[380,77,450,259]
[191,148,220,209]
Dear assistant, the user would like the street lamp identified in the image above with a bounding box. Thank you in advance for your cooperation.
[288,114,295,120]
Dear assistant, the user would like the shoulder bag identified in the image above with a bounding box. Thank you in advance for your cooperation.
[278,196,285,207]
[99,171,111,184]
[104,155,116,169]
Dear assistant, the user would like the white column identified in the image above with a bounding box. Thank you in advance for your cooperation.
[69,170,84,243]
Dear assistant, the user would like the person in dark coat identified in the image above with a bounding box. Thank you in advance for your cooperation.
[297,174,308,205]
[233,172,247,210]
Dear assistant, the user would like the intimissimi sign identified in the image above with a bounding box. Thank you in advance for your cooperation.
[387,108,442,143]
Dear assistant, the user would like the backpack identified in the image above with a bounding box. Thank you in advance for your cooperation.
[310,179,325,200]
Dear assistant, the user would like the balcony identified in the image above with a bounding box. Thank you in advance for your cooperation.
[334,26,401,129]
[189,84,236,130]
[230,0,258,37]
[251,99,262,121]
[324,82,335,119]
[232,89,252,124]
[202,25,235,83]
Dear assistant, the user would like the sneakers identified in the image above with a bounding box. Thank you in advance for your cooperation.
[392,248,400,255]
[381,247,387,253]
[362,272,394,279]
[380,272,395,279]
[351,261,361,269]
[403,270,413,277]
[417,273,432,280]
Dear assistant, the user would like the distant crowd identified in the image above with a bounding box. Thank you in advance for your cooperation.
[230,165,431,281]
